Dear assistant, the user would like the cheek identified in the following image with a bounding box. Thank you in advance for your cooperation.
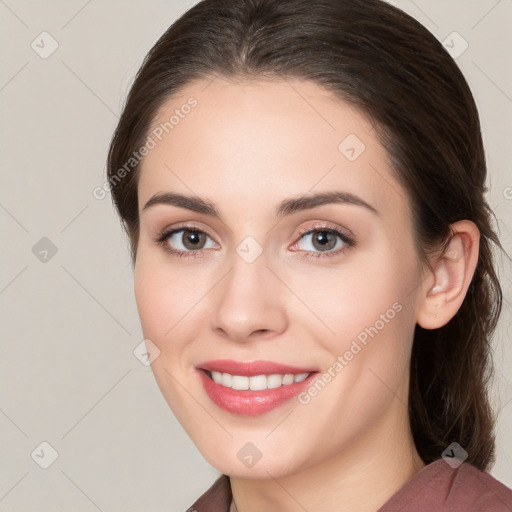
[133,249,211,356]
[290,244,420,389]
[330,251,419,378]
[134,263,166,342]
[289,262,417,446]
[290,255,416,342]
[134,251,183,350]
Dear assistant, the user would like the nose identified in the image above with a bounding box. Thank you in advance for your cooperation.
[210,253,288,343]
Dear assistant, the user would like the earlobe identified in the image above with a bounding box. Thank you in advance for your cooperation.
[417,221,480,330]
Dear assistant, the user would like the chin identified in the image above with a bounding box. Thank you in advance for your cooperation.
[197,441,308,480]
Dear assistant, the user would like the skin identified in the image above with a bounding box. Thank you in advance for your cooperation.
[134,77,480,512]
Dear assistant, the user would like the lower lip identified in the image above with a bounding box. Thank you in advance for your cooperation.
[198,369,316,416]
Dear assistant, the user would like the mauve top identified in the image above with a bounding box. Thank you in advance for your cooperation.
[187,458,512,512]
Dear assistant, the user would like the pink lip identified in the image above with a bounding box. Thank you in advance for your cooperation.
[196,360,319,417]
[197,359,317,376]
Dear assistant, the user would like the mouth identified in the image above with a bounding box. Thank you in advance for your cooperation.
[203,369,311,390]
[196,360,319,416]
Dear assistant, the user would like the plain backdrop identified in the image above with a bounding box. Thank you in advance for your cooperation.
[1,0,511,510]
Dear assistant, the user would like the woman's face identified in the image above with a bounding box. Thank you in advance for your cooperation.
[134,78,426,478]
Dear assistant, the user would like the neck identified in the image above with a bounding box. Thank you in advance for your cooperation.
[230,401,425,512]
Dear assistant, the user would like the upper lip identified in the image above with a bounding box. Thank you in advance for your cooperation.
[197,359,318,376]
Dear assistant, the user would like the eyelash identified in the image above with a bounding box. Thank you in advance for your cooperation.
[154,223,356,260]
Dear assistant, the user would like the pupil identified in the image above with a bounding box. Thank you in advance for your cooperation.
[184,230,204,249]
[314,231,335,251]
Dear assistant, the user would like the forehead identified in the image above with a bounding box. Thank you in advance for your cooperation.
[138,77,408,222]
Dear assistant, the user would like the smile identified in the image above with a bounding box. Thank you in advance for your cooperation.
[197,360,319,416]
[209,371,310,390]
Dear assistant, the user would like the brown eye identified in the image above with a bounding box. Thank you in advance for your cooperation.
[156,227,217,256]
[181,230,207,250]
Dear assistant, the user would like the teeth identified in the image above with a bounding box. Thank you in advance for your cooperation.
[231,375,249,390]
[209,371,310,390]
[282,374,294,385]
[249,374,267,391]
[267,374,283,389]
[294,372,309,383]
[221,373,232,387]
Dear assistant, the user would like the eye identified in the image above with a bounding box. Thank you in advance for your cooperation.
[155,227,217,258]
[290,225,355,258]
[154,223,355,259]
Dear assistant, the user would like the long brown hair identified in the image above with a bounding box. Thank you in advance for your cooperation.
[107,0,504,470]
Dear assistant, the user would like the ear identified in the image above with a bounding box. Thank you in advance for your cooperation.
[416,220,480,330]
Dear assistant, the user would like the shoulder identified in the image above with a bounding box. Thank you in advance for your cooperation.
[450,461,512,511]
[186,462,512,512]
[379,458,512,512]
[186,474,232,512]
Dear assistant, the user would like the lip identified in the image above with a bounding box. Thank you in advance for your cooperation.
[197,359,318,376]
[196,360,319,417]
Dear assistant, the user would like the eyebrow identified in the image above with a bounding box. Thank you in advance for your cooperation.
[141,190,379,218]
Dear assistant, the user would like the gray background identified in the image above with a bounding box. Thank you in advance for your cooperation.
[1,0,511,510]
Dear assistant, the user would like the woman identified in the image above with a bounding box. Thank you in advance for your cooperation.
[107,0,512,510]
